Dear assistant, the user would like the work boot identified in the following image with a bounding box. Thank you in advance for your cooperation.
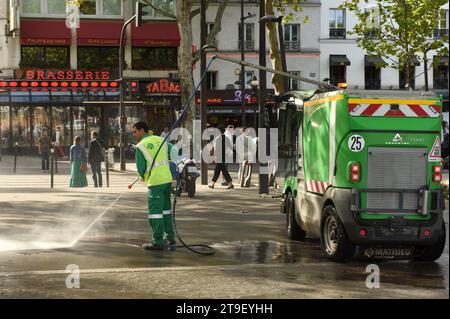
[141,242,164,251]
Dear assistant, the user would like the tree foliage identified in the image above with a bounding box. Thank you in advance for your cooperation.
[341,0,448,89]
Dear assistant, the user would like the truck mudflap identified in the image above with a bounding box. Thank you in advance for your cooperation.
[324,187,445,246]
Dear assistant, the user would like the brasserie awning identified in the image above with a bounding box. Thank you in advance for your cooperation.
[20,20,71,45]
[131,22,180,46]
[77,22,123,46]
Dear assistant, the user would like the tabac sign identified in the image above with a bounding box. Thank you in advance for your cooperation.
[139,78,181,96]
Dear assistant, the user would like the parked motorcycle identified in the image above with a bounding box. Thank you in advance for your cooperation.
[170,158,200,198]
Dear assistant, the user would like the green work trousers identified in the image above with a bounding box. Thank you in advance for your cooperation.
[148,183,175,245]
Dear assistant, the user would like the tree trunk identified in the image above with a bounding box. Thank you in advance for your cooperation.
[265,0,284,95]
[423,52,429,91]
[177,0,195,134]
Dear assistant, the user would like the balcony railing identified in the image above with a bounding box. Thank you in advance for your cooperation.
[329,28,346,39]
[434,29,449,38]
[284,41,300,51]
[365,79,381,90]
[434,78,449,89]
[238,40,254,51]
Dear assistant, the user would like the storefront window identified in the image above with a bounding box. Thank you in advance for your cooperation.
[108,106,120,147]
[86,107,101,137]
[32,106,50,145]
[1,106,10,150]
[52,107,70,147]
[132,47,178,70]
[71,107,86,146]
[11,106,31,147]
[78,47,119,70]
[21,46,70,68]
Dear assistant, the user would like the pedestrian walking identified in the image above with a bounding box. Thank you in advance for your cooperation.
[53,126,66,159]
[236,127,256,183]
[69,136,88,188]
[38,129,52,173]
[208,126,235,189]
[132,121,176,251]
[88,131,104,188]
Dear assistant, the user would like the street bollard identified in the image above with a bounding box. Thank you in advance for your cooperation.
[105,149,110,188]
[13,142,18,173]
[50,148,54,188]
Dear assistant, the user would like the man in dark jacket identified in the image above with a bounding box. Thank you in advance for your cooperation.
[88,131,104,187]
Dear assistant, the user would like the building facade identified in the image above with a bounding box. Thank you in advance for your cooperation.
[319,1,449,100]
[0,0,180,155]
[191,0,321,129]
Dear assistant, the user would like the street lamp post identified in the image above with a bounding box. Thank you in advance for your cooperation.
[258,0,269,195]
[260,15,288,93]
[118,17,135,171]
[200,0,208,185]
[240,5,256,128]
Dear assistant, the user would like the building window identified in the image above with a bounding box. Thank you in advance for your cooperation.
[47,0,65,14]
[364,7,381,39]
[79,0,97,15]
[21,0,122,16]
[434,10,449,38]
[283,24,300,52]
[329,55,350,86]
[206,71,217,90]
[329,9,346,39]
[207,23,218,48]
[433,56,449,89]
[21,0,42,14]
[365,62,381,90]
[238,23,254,51]
[102,0,121,15]
[78,47,119,70]
[288,71,301,90]
[131,0,176,19]
[132,47,178,70]
[245,71,255,88]
[21,46,70,68]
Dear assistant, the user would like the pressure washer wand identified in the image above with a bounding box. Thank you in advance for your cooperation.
[128,176,140,189]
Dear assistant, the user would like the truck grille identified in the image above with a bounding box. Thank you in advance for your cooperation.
[367,147,427,211]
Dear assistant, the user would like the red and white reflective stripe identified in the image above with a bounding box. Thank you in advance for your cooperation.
[307,180,330,194]
[348,104,440,117]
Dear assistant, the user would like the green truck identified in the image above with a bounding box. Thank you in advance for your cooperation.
[276,89,446,262]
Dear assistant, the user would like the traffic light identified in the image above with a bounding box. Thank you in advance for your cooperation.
[135,1,151,27]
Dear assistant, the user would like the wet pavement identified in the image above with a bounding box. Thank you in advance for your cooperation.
[0,155,448,298]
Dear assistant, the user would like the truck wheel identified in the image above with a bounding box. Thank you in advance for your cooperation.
[321,205,355,262]
[286,192,306,241]
[414,223,447,262]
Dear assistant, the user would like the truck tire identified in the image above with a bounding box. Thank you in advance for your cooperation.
[414,223,447,262]
[286,192,306,241]
[321,205,355,262]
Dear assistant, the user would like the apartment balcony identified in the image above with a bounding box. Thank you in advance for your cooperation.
[434,29,449,38]
[238,40,254,51]
[284,41,300,52]
[329,28,346,39]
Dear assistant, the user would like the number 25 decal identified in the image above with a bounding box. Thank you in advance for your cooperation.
[348,135,365,152]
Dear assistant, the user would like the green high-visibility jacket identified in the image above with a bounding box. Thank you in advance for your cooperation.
[135,134,173,187]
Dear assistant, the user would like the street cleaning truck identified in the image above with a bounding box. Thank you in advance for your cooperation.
[276,89,446,261]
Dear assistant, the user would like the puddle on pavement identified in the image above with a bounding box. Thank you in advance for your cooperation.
[0,239,72,252]
[211,240,300,263]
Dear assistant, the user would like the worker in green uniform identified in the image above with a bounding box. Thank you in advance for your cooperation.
[132,121,176,251]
